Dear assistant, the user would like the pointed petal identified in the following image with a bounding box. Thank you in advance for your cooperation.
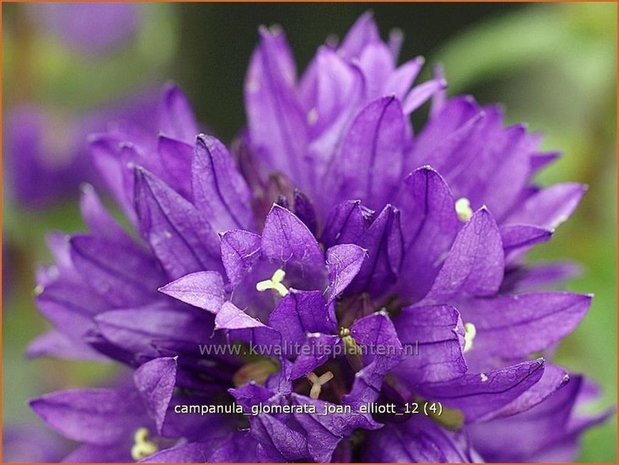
[500,224,553,259]
[261,204,324,276]
[26,330,108,361]
[220,229,262,287]
[159,83,199,141]
[417,359,545,422]
[325,243,367,303]
[268,290,336,345]
[159,271,225,314]
[507,183,586,230]
[134,357,177,434]
[396,167,460,300]
[321,200,371,248]
[192,135,255,232]
[347,205,403,296]
[134,167,221,279]
[392,305,467,385]
[157,135,193,199]
[402,78,447,114]
[70,234,163,307]
[95,303,215,358]
[338,12,380,59]
[30,388,146,445]
[245,27,308,186]
[463,292,591,359]
[215,302,280,348]
[79,184,133,245]
[424,208,504,302]
[334,97,407,210]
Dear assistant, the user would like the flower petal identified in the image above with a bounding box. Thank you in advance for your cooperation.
[392,305,467,385]
[268,290,336,345]
[220,229,262,287]
[30,388,147,445]
[461,292,591,359]
[396,167,460,300]
[134,357,177,434]
[192,135,255,232]
[325,243,367,303]
[424,208,504,302]
[159,271,225,314]
[133,167,222,279]
[417,359,546,422]
[334,97,407,211]
[159,83,199,142]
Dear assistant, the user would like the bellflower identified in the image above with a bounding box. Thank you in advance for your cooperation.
[5,94,158,208]
[29,3,140,55]
[28,13,609,463]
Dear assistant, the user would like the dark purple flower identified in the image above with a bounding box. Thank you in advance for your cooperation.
[26,13,609,463]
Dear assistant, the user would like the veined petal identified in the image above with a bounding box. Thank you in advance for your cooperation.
[220,229,262,287]
[460,292,591,359]
[134,357,177,434]
[424,208,504,302]
[396,167,460,300]
[261,204,324,277]
[159,83,199,142]
[30,388,147,445]
[192,135,255,232]
[159,271,225,314]
[417,359,545,422]
[334,97,407,211]
[134,167,222,279]
[506,182,587,230]
[325,243,367,303]
[392,305,467,385]
[268,290,336,346]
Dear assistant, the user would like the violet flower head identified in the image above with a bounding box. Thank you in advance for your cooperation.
[28,13,610,463]
[30,2,140,55]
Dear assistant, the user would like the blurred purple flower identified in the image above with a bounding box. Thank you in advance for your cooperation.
[4,93,159,209]
[29,3,139,55]
[26,13,609,463]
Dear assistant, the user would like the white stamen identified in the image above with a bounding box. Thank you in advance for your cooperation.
[307,108,319,125]
[455,197,473,222]
[480,373,488,382]
[256,269,289,296]
[463,322,477,353]
[307,371,334,399]
[131,427,158,461]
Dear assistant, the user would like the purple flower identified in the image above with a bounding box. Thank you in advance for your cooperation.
[5,93,158,209]
[29,3,140,55]
[27,13,609,463]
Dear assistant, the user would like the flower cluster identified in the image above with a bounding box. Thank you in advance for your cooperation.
[29,13,609,462]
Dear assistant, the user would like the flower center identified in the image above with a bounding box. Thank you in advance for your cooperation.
[455,197,473,222]
[256,269,289,296]
[131,427,158,461]
[307,371,334,399]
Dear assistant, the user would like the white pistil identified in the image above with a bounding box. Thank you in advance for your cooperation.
[455,197,473,222]
[463,322,477,353]
[307,371,334,399]
[131,427,158,461]
[256,269,289,296]
[480,373,488,382]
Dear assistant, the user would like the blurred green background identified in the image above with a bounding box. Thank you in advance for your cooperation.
[3,2,616,462]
